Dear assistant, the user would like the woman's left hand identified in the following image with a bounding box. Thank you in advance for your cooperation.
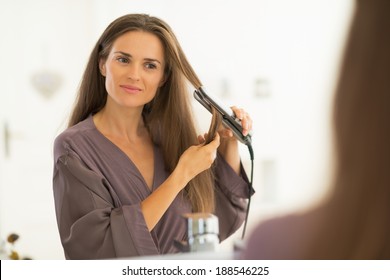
[218,106,252,140]
[197,106,251,174]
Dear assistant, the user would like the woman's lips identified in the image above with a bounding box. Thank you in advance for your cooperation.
[120,85,142,94]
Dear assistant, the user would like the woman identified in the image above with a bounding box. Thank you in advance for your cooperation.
[53,14,253,259]
[241,0,390,259]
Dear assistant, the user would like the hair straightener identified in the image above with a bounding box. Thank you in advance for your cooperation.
[193,86,254,239]
[193,86,252,146]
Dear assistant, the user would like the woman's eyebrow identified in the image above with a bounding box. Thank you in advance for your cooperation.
[144,58,162,65]
[114,51,131,57]
[114,51,162,65]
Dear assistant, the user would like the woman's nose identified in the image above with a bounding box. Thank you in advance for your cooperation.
[128,64,141,81]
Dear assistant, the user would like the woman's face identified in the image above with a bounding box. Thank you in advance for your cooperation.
[100,31,165,111]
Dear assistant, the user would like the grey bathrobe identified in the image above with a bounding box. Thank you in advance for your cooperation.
[53,115,251,259]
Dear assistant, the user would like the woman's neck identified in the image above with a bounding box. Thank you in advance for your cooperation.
[93,101,147,143]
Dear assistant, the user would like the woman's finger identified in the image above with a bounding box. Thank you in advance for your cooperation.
[198,134,205,144]
[230,106,252,136]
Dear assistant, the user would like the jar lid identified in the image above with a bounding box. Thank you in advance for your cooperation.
[183,213,219,236]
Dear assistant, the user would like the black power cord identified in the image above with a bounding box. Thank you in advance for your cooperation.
[241,143,254,239]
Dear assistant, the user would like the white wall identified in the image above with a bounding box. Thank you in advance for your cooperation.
[0,0,354,259]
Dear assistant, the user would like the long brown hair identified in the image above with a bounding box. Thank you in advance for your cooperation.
[69,14,221,212]
[308,0,390,259]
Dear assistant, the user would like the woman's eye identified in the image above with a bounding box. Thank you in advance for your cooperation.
[145,63,157,69]
[117,57,129,64]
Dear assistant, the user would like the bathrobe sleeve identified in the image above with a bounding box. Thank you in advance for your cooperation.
[53,150,158,259]
[213,153,254,241]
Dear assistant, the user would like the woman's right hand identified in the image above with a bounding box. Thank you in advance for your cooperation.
[140,133,219,231]
[175,133,220,186]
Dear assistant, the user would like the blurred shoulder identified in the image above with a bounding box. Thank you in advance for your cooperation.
[241,209,320,260]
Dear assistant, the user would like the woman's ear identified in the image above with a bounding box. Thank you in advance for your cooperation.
[159,70,170,87]
[99,60,106,77]
[159,76,166,87]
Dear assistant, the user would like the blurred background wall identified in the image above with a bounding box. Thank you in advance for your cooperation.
[0,0,354,259]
